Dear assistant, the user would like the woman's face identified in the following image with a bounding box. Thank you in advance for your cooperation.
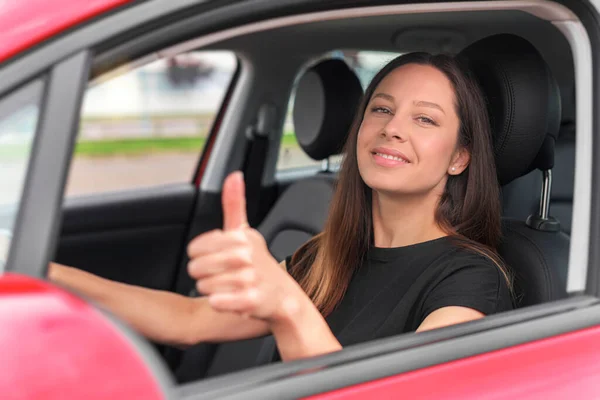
[356,63,467,197]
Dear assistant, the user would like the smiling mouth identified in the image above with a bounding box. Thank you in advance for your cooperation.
[372,151,410,163]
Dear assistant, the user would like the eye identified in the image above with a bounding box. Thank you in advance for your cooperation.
[416,116,438,126]
[371,106,393,115]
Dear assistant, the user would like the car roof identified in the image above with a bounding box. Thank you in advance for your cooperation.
[207,9,575,123]
[0,0,133,63]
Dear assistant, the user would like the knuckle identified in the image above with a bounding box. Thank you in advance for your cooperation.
[207,228,223,237]
[186,240,199,257]
[245,288,260,306]
[196,279,208,294]
[187,259,199,277]
[231,247,253,265]
[248,229,266,245]
[239,268,256,286]
[229,229,249,244]
[187,229,221,256]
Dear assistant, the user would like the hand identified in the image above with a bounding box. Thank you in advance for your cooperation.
[187,172,304,323]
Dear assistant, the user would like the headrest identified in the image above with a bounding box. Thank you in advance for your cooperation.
[458,34,561,186]
[292,59,363,160]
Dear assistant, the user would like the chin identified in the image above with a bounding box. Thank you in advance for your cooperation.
[363,172,441,199]
[360,172,409,195]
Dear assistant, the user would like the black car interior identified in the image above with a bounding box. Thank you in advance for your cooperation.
[53,7,578,385]
[167,33,572,382]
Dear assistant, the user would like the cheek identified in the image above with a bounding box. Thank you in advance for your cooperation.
[356,124,370,152]
[414,134,456,167]
[356,126,373,174]
[357,119,381,147]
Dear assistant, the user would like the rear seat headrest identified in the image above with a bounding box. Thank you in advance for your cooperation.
[458,34,561,186]
[292,59,363,160]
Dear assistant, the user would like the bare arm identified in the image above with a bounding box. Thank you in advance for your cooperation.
[416,306,484,332]
[270,305,485,361]
[48,262,271,347]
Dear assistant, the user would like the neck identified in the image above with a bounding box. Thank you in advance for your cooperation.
[371,190,448,248]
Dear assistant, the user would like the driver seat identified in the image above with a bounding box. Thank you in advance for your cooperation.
[459,34,568,306]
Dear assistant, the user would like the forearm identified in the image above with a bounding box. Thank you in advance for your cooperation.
[49,263,270,347]
[270,295,342,361]
[189,300,270,344]
[49,263,198,347]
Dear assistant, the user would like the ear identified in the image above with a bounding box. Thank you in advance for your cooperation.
[448,147,470,175]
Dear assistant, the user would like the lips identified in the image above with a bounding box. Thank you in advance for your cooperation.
[371,147,411,164]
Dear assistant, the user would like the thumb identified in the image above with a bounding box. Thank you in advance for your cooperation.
[222,171,249,231]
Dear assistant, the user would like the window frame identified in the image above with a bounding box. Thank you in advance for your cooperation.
[193,55,242,187]
[0,79,46,273]
[6,51,92,278]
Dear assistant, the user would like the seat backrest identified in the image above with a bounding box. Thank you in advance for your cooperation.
[174,59,363,382]
[499,218,570,306]
[259,58,363,261]
[459,33,568,307]
[260,175,336,261]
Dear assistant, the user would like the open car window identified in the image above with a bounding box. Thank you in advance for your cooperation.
[67,51,237,197]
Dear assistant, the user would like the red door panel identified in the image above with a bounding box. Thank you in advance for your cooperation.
[307,325,600,399]
[0,274,164,400]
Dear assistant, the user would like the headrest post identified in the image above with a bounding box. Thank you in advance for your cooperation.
[321,158,330,172]
[526,169,561,232]
[539,169,552,220]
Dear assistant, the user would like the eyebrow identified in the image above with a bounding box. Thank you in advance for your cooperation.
[372,92,395,102]
[414,100,446,115]
[372,93,446,115]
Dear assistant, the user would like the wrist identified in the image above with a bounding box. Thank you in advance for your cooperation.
[270,287,310,333]
[268,287,342,361]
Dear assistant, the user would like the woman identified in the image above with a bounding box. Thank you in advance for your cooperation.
[50,52,513,362]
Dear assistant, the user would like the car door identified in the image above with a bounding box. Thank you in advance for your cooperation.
[3,0,600,399]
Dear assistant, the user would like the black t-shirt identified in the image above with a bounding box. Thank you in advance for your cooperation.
[285,236,513,348]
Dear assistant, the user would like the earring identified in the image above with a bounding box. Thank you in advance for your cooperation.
[451,167,456,173]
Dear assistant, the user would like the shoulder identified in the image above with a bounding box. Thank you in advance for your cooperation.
[417,245,513,323]
[423,238,504,280]
[437,246,510,294]
[439,246,502,276]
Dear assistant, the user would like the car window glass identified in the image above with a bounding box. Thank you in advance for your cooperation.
[277,50,401,174]
[66,51,237,197]
[0,81,44,271]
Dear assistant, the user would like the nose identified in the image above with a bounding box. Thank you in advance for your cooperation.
[380,115,408,142]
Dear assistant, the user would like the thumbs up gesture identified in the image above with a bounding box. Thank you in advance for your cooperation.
[187,172,302,322]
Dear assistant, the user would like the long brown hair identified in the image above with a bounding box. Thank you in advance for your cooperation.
[290,53,512,316]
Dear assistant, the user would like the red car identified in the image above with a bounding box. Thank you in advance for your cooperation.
[1,0,599,399]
